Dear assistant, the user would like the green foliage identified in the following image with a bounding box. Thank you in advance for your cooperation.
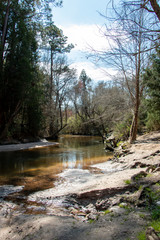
[65,116,83,135]
[145,112,160,131]
[143,48,160,131]
[104,209,111,215]
[124,179,131,185]
[143,187,159,207]
[0,0,71,139]
[88,219,95,224]
[137,231,146,240]
[139,213,145,219]
[151,206,160,220]
[151,220,160,231]
[114,113,132,140]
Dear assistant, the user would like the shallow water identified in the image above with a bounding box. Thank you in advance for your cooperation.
[0,135,113,215]
[0,136,110,176]
[0,135,112,196]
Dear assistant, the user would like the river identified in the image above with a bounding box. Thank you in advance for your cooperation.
[0,135,112,193]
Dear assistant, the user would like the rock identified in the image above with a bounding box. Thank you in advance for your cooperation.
[87,213,98,221]
[85,203,97,214]
[95,199,111,211]
[122,186,145,206]
[119,202,128,207]
[109,206,126,215]
[131,162,149,169]
[146,227,160,240]
[110,196,121,206]
[131,171,148,182]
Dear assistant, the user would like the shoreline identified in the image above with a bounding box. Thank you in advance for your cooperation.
[0,131,160,240]
[0,140,59,152]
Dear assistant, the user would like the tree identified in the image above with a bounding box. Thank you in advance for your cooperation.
[67,79,130,138]
[143,48,160,130]
[40,22,74,138]
[45,56,76,138]
[78,69,92,121]
[90,2,153,142]
[70,70,93,134]
[0,0,63,139]
[128,0,160,23]
[0,0,39,138]
[149,0,160,21]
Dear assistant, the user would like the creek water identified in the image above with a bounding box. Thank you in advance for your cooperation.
[0,135,112,191]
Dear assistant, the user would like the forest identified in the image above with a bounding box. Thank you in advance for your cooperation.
[0,0,160,144]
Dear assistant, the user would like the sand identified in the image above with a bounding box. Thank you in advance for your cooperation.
[0,131,160,240]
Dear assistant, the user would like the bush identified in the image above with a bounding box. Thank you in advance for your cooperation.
[146,112,160,131]
[114,114,132,140]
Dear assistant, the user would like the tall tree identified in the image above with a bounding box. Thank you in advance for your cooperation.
[143,48,160,130]
[0,0,63,139]
[90,2,153,142]
[0,0,38,138]
[41,22,74,137]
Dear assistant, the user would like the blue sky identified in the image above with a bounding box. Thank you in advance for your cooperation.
[53,0,107,26]
[52,0,116,82]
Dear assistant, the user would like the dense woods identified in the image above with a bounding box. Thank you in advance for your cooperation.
[0,0,160,142]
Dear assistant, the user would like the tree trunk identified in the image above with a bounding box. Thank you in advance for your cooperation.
[1,0,10,65]
[0,101,22,139]
[129,20,142,143]
[49,48,54,136]
[149,0,160,22]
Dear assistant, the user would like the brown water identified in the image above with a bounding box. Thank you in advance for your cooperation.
[0,135,112,194]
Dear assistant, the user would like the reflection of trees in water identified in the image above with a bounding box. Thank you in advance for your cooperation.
[0,136,105,177]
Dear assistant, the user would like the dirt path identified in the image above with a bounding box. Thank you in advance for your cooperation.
[0,131,160,240]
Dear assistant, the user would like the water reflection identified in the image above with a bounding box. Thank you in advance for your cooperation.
[0,135,111,179]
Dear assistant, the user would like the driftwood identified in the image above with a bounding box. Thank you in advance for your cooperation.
[104,134,117,152]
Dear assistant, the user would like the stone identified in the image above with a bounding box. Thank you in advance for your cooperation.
[95,199,111,211]
[109,206,126,215]
[87,213,98,221]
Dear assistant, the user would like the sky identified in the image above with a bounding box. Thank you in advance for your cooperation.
[52,0,115,82]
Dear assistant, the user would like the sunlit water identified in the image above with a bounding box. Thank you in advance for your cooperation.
[0,135,112,194]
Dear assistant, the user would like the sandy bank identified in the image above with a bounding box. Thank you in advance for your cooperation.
[0,131,160,240]
[0,140,59,152]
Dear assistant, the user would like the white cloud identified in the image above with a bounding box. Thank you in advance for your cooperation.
[70,61,117,82]
[58,24,117,82]
[60,24,109,52]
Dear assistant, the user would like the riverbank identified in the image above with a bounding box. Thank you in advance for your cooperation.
[0,131,160,239]
[0,139,59,152]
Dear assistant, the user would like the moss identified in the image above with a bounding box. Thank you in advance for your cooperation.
[88,219,95,224]
[137,231,146,240]
[117,141,123,147]
[104,209,111,215]
[124,179,131,185]
[151,220,160,232]
[146,173,153,178]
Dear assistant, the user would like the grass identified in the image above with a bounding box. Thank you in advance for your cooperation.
[138,220,160,240]
[151,220,160,232]
[151,206,160,220]
[88,219,95,224]
[137,231,146,240]
[137,206,160,240]
[124,179,131,185]
[139,213,145,219]
[104,209,111,215]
